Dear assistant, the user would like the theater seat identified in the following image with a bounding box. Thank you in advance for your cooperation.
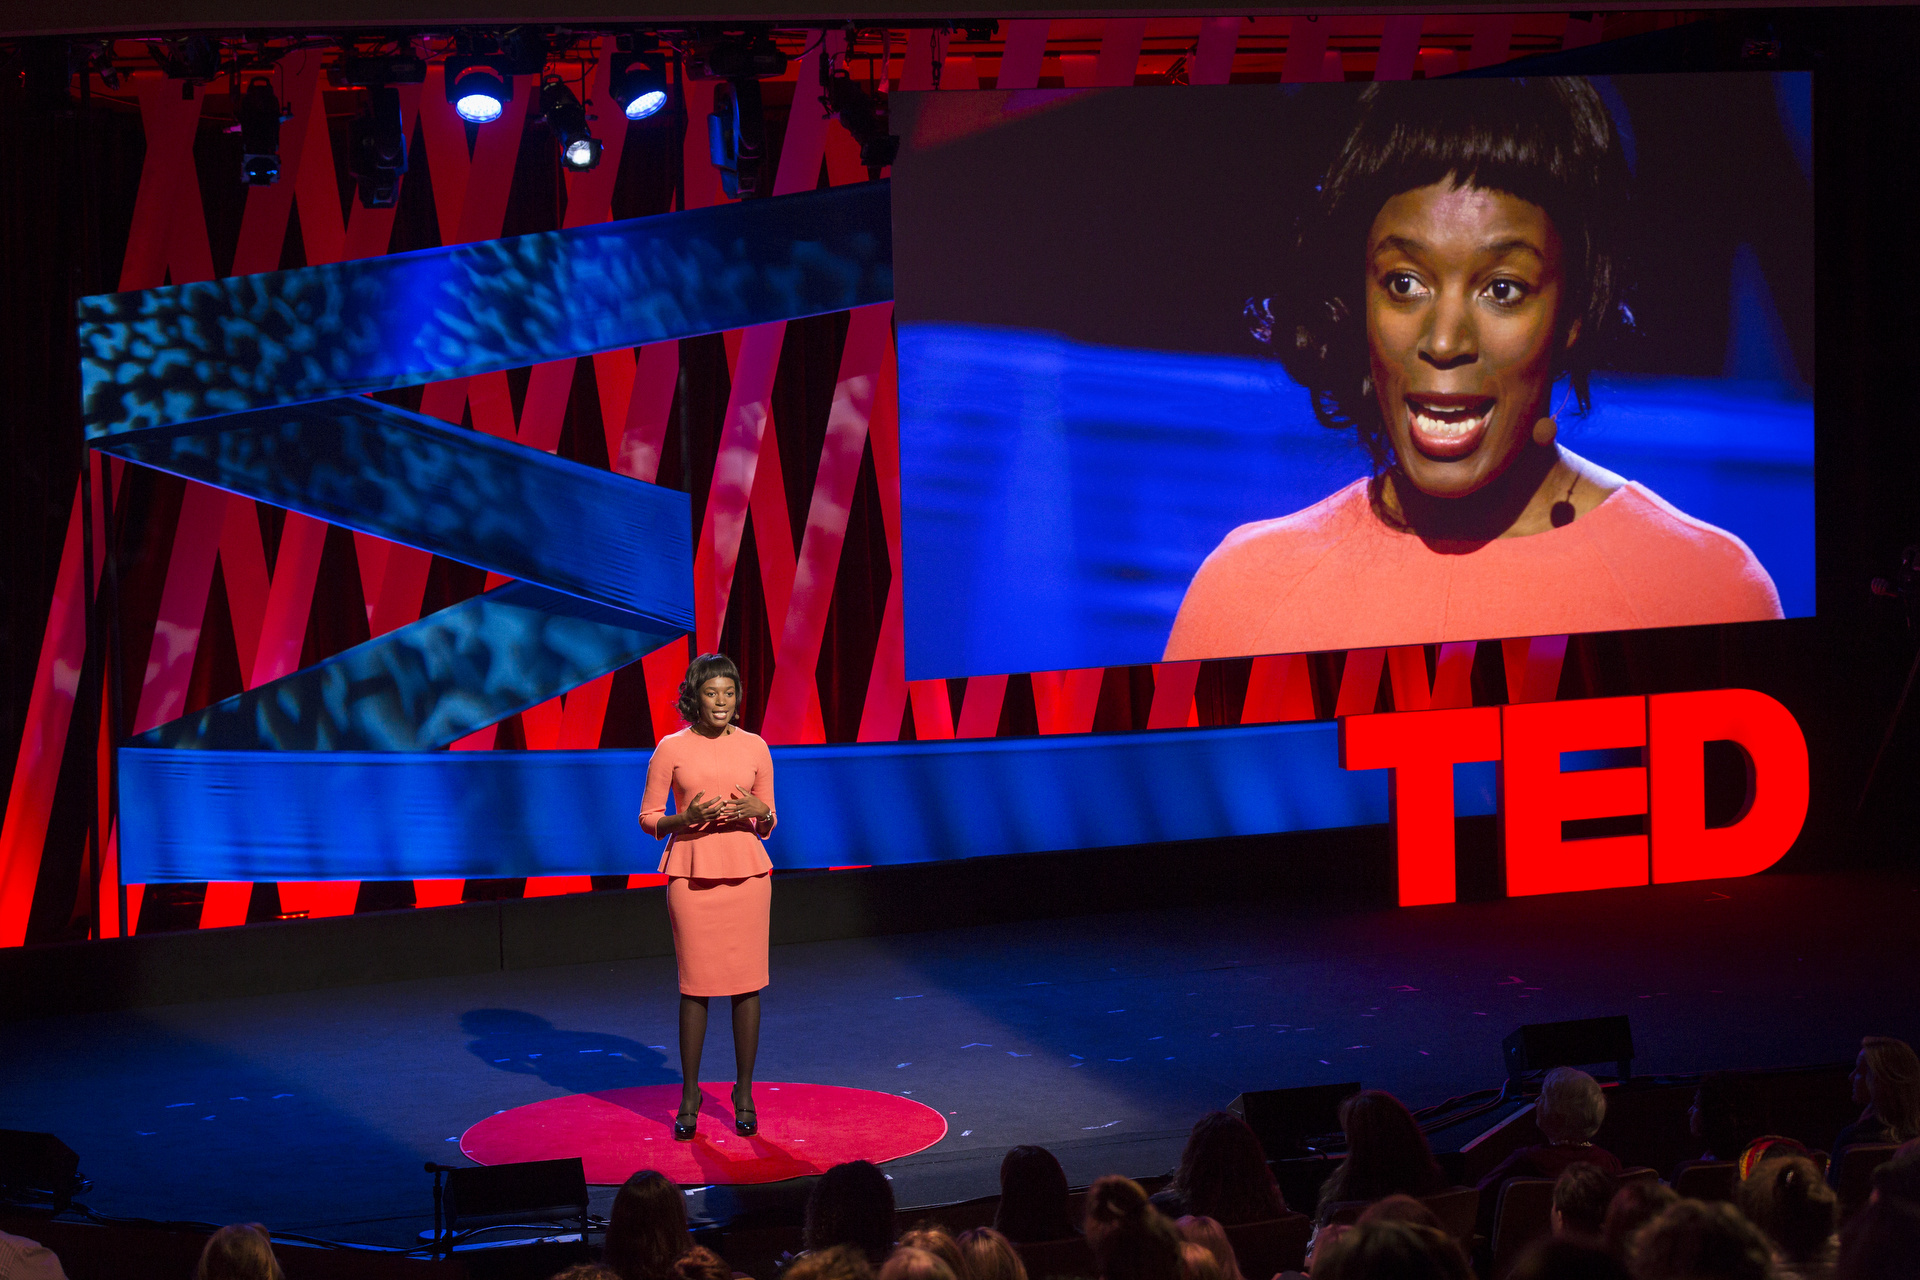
[1490,1178,1556,1279]
[1418,1187,1479,1247]
[1015,1234,1096,1280]
[1673,1161,1739,1202]
[1617,1167,1660,1184]
[1834,1143,1901,1218]
[1221,1213,1312,1276]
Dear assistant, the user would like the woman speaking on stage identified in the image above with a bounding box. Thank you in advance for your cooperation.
[639,652,776,1142]
[1165,78,1782,661]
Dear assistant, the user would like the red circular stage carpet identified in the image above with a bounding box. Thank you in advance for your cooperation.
[460,1082,949,1185]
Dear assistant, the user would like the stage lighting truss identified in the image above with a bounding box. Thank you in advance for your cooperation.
[234,77,284,186]
[538,76,601,172]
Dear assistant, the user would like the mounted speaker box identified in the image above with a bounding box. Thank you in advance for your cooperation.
[1502,1016,1635,1081]
[1229,1082,1362,1159]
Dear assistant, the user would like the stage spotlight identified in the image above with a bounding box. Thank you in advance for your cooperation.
[447,59,511,124]
[610,52,669,121]
[708,77,767,200]
[822,64,899,179]
[348,85,408,208]
[539,77,601,172]
[236,77,283,185]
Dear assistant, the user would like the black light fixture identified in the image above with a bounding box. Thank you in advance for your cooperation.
[538,76,601,172]
[708,77,767,200]
[236,77,283,185]
[821,61,898,179]
[348,85,408,208]
[446,58,511,124]
[609,50,670,121]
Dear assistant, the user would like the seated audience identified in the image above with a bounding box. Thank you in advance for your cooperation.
[1313,1091,1449,1223]
[673,1247,736,1280]
[1478,1069,1625,1198]
[1837,1193,1920,1280]
[553,1268,624,1280]
[196,1224,284,1280]
[955,1228,1027,1280]
[1736,1155,1838,1280]
[784,1245,876,1280]
[1674,1072,1767,1182]
[1151,1112,1288,1225]
[1085,1176,1183,1280]
[897,1227,968,1280]
[1555,1164,1621,1239]
[605,1171,695,1280]
[1508,1237,1630,1280]
[878,1248,954,1280]
[1358,1196,1445,1231]
[1308,1219,1472,1280]
[806,1162,897,1266]
[1831,1037,1920,1186]
[994,1146,1078,1244]
[0,1229,65,1280]
[1604,1183,1680,1260]
[1174,1216,1244,1280]
[1628,1201,1772,1280]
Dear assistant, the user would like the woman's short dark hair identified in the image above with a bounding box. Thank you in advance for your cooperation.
[677,653,743,726]
[1270,77,1632,474]
[995,1145,1076,1243]
[805,1160,897,1264]
[604,1170,694,1280]
[1084,1176,1182,1280]
[1735,1154,1836,1264]
[1168,1111,1287,1226]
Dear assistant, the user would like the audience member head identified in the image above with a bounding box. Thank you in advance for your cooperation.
[806,1162,897,1264]
[1179,1241,1225,1280]
[898,1227,968,1280]
[1084,1176,1182,1280]
[672,1247,734,1280]
[1358,1196,1443,1232]
[1309,1219,1472,1280]
[1539,1068,1609,1146]
[1736,1135,1822,1182]
[1554,1164,1620,1238]
[196,1224,284,1280]
[1169,1112,1287,1225]
[784,1244,876,1280]
[995,1146,1076,1243]
[1628,1200,1772,1280]
[1736,1154,1836,1265]
[1174,1216,1243,1280]
[553,1268,624,1280]
[1508,1237,1630,1280]
[1318,1090,1446,1217]
[1852,1037,1920,1142]
[1690,1072,1766,1162]
[1838,1192,1920,1280]
[878,1248,954,1280]
[956,1228,1027,1280]
[605,1170,694,1280]
[1603,1182,1679,1259]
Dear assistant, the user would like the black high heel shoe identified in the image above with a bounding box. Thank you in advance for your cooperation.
[674,1097,700,1141]
[732,1084,757,1137]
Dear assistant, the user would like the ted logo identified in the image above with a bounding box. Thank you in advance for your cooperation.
[1338,690,1810,906]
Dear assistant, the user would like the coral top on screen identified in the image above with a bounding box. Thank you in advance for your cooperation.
[1165,479,1783,660]
[639,725,777,879]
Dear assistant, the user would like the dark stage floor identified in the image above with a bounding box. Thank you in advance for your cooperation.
[6,870,1917,1250]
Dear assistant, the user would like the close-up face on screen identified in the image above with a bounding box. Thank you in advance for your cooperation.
[891,74,1814,682]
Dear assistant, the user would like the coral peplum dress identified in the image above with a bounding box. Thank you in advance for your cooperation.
[639,725,777,996]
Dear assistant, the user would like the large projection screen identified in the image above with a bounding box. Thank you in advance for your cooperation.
[892,75,1813,681]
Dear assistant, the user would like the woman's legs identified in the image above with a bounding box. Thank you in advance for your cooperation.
[678,994,709,1119]
[731,991,761,1115]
